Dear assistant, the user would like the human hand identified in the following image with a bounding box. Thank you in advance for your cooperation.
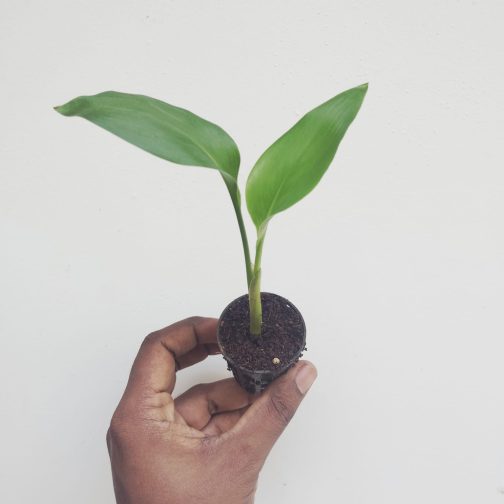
[107,317,317,504]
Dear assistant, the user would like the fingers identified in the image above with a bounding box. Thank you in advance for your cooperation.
[202,409,248,436]
[228,361,317,460]
[125,317,219,398]
[176,342,221,370]
[174,378,253,430]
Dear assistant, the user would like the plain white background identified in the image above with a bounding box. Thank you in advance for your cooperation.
[1,0,503,502]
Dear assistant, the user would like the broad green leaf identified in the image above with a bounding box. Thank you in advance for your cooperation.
[245,83,367,228]
[54,91,240,181]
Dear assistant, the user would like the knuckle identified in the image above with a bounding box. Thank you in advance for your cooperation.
[142,316,203,347]
[108,411,130,443]
[267,391,294,427]
[105,426,112,451]
[187,383,206,396]
[106,411,138,459]
[106,417,120,454]
[142,331,159,347]
[108,414,123,438]
[185,315,204,325]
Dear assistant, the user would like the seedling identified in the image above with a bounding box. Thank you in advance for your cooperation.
[55,83,367,391]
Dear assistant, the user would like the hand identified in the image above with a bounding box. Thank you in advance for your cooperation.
[107,316,317,504]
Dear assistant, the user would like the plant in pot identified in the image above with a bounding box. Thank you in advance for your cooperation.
[55,83,367,393]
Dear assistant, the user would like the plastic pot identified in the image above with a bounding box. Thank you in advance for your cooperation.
[217,292,307,394]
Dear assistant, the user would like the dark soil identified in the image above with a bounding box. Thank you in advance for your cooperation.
[218,292,306,372]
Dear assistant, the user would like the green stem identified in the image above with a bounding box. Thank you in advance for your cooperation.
[249,224,267,337]
[222,175,253,286]
[221,174,265,338]
[231,193,253,286]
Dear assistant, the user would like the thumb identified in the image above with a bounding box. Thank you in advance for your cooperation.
[230,361,317,460]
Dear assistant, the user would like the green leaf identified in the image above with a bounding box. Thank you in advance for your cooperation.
[245,83,368,228]
[54,91,240,181]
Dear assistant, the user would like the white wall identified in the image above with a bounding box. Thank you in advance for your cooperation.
[1,1,503,502]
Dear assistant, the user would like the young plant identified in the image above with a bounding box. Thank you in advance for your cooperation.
[54,85,367,341]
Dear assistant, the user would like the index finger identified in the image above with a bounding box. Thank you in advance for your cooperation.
[124,317,219,398]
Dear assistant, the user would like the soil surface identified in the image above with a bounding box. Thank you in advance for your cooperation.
[218,293,306,372]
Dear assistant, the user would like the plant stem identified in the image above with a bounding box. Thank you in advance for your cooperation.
[222,175,253,286]
[222,174,265,338]
[232,193,253,287]
[249,224,267,337]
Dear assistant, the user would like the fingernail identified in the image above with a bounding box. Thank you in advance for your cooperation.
[295,363,317,394]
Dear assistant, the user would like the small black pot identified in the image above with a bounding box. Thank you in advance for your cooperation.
[217,292,307,394]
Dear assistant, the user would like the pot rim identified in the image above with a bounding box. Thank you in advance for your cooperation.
[217,292,307,374]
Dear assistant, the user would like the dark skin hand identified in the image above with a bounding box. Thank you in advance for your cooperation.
[107,316,317,504]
